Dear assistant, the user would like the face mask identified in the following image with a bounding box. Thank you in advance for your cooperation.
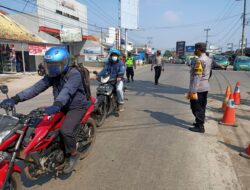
[112,56,118,62]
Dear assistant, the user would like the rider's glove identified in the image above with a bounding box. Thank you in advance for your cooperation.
[45,102,62,115]
[45,105,61,115]
[0,95,20,107]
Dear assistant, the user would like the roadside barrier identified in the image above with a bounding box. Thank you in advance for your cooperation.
[240,143,250,159]
[219,94,238,127]
[222,85,231,111]
[233,82,241,105]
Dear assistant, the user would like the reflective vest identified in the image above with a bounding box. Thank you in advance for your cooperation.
[126,57,133,67]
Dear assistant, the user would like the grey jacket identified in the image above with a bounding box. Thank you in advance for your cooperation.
[189,53,212,93]
[17,68,86,109]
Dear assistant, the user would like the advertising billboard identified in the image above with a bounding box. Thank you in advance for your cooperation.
[185,46,195,53]
[120,0,139,29]
[176,41,185,56]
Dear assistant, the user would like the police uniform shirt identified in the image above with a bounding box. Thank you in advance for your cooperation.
[189,53,212,93]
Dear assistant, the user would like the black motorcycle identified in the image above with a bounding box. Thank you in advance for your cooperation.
[93,71,125,127]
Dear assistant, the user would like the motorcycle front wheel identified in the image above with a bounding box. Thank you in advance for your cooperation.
[3,173,22,190]
[95,101,107,127]
[76,118,96,160]
[37,70,45,76]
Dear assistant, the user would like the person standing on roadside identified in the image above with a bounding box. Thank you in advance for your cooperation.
[187,42,212,133]
[125,52,136,83]
[151,50,164,85]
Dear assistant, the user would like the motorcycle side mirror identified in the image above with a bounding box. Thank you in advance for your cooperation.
[0,85,8,94]
[93,71,98,75]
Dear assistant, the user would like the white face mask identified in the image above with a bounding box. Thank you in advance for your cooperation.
[112,56,118,62]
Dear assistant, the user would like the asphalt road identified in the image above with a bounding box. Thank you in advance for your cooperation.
[2,64,248,190]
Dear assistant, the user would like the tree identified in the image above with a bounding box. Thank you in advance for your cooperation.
[163,50,172,58]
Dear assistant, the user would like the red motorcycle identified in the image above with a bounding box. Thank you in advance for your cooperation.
[0,85,96,190]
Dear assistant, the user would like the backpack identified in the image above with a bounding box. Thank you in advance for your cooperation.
[68,65,92,100]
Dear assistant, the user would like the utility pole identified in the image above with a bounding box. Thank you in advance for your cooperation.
[227,43,234,51]
[147,37,152,48]
[125,28,128,55]
[240,0,247,55]
[118,0,121,51]
[204,28,211,49]
[100,27,103,56]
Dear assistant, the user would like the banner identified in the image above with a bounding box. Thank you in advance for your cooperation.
[28,45,50,55]
[60,28,82,42]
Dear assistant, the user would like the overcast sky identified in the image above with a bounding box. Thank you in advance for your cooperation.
[1,0,249,51]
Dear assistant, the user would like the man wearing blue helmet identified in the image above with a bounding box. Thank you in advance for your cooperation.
[98,49,125,111]
[0,47,86,173]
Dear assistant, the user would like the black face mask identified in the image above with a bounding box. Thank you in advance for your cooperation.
[194,50,198,56]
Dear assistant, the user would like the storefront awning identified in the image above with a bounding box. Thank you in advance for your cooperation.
[0,13,42,43]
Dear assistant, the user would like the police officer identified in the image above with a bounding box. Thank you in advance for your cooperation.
[188,42,212,133]
[125,52,136,83]
[151,50,164,85]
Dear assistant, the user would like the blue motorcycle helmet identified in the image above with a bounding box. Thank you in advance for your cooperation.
[44,47,70,77]
[109,49,121,62]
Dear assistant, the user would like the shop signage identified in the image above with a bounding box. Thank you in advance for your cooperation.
[28,45,49,55]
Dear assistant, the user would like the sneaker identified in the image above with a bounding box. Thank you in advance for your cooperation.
[118,104,124,112]
[127,79,130,83]
[63,154,80,174]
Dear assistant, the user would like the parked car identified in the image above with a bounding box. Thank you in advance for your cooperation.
[186,55,198,66]
[175,56,186,64]
[212,54,229,70]
[233,56,250,71]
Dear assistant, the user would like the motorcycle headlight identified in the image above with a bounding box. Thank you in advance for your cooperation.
[0,129,12,145]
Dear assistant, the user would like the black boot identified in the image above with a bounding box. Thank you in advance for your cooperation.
[63,154,80,174]
[192,123,198,127]
[189,125,205,133]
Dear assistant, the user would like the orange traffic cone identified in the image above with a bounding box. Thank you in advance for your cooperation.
[240,143,250,159]
[219,94,238,127]
[233,82,241,105]
[222,86,231,111]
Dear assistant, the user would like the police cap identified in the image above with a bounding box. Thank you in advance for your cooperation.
[195,42,206,52]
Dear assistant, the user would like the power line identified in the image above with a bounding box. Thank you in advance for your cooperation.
[13,0,108,29]
[0,4,106,34]
[140,13,247,30]
[222,23,241,47]
[210,0,237,29]
[83,3,117,27]
[83,0,117,27]
[212,4,241,37]
[22,0,30,11]
[218,18,241,45]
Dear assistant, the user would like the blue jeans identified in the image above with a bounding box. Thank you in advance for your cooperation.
[116,80,124,104]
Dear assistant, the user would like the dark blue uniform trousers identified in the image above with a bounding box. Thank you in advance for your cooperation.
[190,91,208,127]
[60,107,86,154]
